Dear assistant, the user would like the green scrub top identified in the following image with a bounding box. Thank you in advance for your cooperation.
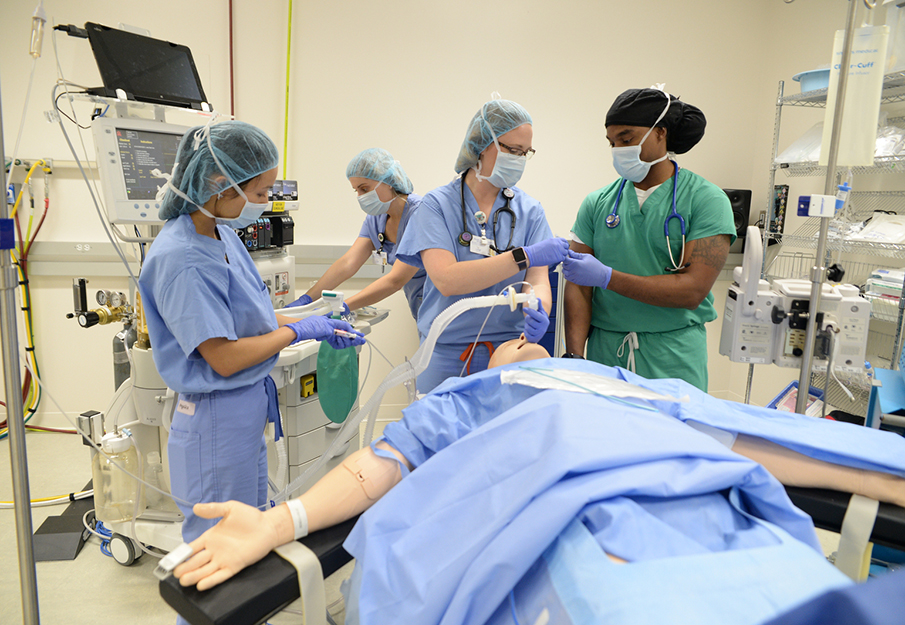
[571,166,735,390]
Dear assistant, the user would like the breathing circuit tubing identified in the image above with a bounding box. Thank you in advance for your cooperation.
[271,285,538,503]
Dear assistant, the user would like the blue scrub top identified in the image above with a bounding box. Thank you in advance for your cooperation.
[139,213,278,393]
[357,193,426,320]
[396,178,553,344]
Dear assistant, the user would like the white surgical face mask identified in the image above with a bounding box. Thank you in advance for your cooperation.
[610,90,672,184]
[357,182,394,216]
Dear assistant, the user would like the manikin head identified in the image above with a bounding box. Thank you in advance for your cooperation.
[488,334,550,369]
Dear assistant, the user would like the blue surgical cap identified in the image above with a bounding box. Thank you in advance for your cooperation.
[158,120,279,220]
[454,99,532,174]
[346,148,413,194]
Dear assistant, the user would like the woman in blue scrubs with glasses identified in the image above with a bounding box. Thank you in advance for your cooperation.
[289,148,426,320]
[139,120,364,554]
[562,87,735,391]
[396,97,569,393]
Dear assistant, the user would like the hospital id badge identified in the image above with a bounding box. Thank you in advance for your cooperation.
[470,236,491,257]
[370,250,388,266]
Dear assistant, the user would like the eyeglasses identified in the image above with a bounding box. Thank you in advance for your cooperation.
[498,140,536,160]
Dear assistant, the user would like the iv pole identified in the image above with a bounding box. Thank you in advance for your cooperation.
[0,72,42,622]
[795,0,863,414]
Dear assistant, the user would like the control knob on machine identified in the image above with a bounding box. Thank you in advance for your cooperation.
[771,305,786,325]
[78,311,100,328]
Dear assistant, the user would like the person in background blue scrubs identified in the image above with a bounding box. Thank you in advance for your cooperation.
[396,97,569,392]
[289,148,426,319]
[139,120,365,555]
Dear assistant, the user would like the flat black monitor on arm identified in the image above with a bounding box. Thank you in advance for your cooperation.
[85,22,212,111]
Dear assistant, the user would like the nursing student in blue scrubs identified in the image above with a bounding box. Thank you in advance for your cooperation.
[289,148,426,319]
[139,120,365,555]
[395,97,570,392]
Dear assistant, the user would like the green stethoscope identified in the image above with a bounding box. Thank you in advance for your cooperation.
[606,160,687,272]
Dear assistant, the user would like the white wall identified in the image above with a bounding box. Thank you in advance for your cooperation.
[0,0,864,426]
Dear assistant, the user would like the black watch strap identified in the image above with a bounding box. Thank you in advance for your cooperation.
[512,247,529,271]
[561,352,584,359]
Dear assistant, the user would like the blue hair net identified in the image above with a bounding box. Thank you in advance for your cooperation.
[158,120,279,220]
[346,148,413,194]
[454,99,532,174]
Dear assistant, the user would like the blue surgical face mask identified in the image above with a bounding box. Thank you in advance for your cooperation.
[196,194,268,230]
[611,126,668,183]
[474,148,526,189]
[610,90,672,183]
[357,182,394,216]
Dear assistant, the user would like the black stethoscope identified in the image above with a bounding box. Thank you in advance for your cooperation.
[605,160,687,272]
[457,178,516,253]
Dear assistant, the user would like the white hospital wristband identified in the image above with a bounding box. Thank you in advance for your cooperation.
[285,499,309,540]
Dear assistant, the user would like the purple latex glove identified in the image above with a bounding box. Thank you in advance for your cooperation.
[287,316,354,345]
[325,323,366,350]
[523,237,569,267]
[288,294,313,307]
[523,301,549,343]
[562,250,612,289]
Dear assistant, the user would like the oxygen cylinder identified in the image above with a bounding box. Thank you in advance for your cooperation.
[113,323,137,391]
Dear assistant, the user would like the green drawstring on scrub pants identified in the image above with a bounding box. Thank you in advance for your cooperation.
[317,340,358,423]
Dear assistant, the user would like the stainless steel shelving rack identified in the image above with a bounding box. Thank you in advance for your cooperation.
[762,75,905,415]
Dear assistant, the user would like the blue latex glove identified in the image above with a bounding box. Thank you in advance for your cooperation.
[325,322,366,350]
[523,301,549,344]
[287,316,362,346]
[563,250,612,289]
[288,294,313,307]
[523,237,569,268]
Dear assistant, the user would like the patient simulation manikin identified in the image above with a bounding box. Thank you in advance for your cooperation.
[173,348,905,591]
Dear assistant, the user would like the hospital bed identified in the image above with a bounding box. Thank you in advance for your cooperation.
[158,489,905,625]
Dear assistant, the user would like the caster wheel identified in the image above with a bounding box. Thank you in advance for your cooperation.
[110,533,140,566]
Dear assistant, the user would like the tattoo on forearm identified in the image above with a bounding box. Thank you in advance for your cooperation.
[689,235,729,272]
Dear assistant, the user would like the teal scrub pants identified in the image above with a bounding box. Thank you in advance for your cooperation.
[586,324,709,391]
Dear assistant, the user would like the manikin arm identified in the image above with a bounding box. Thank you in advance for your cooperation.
[174,441,411,591]
[731,433,905,508]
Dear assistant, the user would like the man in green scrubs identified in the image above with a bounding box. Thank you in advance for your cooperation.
[562,88,735,391]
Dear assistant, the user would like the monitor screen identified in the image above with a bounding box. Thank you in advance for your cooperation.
[116,128,182,200]
[93,116,190,224]
[85,22,209,109]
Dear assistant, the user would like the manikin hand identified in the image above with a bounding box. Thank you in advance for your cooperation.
[173,501,288,591]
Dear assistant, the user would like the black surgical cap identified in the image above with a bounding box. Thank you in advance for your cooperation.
[605,88,706,154]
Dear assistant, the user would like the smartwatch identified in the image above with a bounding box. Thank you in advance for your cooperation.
[512,247,529,271]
